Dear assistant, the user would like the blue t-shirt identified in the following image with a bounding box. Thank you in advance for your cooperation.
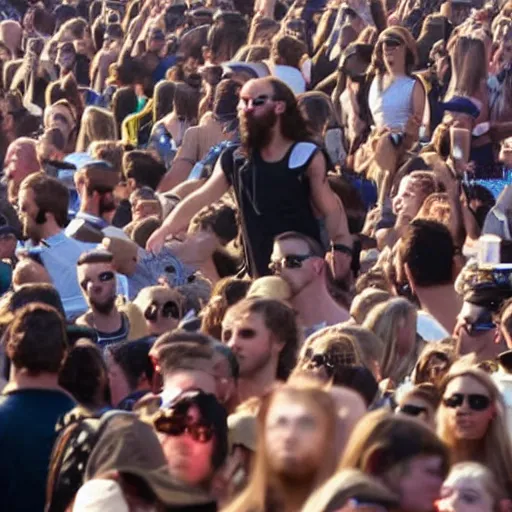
[0,388,76,511]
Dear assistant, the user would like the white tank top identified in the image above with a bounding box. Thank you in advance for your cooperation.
[368,75,416,130]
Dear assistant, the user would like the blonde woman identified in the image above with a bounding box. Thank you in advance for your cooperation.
[75,106,118,152]
[363,297,419,386]
[437,367,512,498]
[437,462,511,512]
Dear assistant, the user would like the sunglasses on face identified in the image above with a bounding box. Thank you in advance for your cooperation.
[238,94,273,110]
[154,415,214,443]
[397,404,428,417]
[442,393,491,411]
[144,300,180,322]
[383,38,402,49]
[269,254,312,273]
[463,317,496,336]
[80,271,115,290]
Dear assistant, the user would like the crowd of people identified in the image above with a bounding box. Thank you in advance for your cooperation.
[2,0,512,510]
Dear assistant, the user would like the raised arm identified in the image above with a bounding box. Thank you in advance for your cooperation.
[146,158,230,252]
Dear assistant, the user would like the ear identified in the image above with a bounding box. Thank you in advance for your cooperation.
[403,262,416,294]
[274,101,286,115]
[127,177,136,192]
[312,257,325,275]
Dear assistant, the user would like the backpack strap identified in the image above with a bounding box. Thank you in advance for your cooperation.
[288,142,319,170]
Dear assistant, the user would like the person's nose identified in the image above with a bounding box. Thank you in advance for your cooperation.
[226,333,241,352]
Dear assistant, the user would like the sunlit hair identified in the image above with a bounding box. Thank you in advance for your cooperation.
[369,26,418,78]
[442,462,507,512]
[446,36,487,99]
[437,367,512,496]
[75,106,117,153]
[224,298,300,380]
[349,288,390,325]
[223,383,338,512]
[297,91,339,138]
[415,192,451,226]
[363,297,418,384]
[339,409,449,477]
[412,342,454,387]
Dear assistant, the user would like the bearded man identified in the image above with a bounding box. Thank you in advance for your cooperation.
[147,77,350,277]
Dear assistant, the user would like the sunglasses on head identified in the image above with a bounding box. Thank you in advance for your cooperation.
[442,393,491,411]
[269,254,312,273]
[80,271,115,290]
[153,414,214,443]
[144,300,180,322]
[397,404,428,417]
[238,94,273,109]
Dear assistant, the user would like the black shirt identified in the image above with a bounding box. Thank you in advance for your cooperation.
[221,143,322,277]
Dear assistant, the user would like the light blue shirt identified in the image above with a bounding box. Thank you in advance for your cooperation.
[39,231,95,320]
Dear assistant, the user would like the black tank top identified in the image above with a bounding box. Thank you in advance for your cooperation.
[221,143,322,277]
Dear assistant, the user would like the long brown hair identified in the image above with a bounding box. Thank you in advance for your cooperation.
[224,384,338,512]
[267,77,312,143]
[437,367,512,496]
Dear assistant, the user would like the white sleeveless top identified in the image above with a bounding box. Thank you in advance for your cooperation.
[368,75,416,130]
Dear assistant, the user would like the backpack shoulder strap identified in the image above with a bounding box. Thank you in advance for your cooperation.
[288,142,319,170]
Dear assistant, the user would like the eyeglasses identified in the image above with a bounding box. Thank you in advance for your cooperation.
[463,317,496,336]
[144,300,180,322]
[222,327,257,343]
[154,415,214,443]
[79,271,115,290]
[238,94,273,110]
[269,254,312,273]
[397,404,428,417]
[442,393,492,411]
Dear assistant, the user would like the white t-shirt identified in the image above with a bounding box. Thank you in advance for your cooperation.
[417,310,450,342]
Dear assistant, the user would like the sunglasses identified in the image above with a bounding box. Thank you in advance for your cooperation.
[222,327,257,343]
[80,271,115,290]
[154,415,214,443]
[397,404,428,417]
[442,393,491,411]
[463,318,496,336]
[383,38,402,49]
[144,300,180,322]
[269,254,312,273]
[238,94,273,109]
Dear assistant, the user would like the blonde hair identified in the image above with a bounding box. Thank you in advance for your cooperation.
[443,462,507,511]
[350,288,391,325]
[416,192,451,227]
[224,383,338,512]
[363,298,418,384]
[75,106,118,152]
[437,368,512,496]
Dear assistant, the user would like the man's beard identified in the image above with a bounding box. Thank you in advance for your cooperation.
[23,219,41,244]
[99,194,116,217]
[90,294,116,315]
[239,109,277,151]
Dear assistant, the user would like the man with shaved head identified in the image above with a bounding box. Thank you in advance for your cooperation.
[4,137,41,205]
[148,77,351,277]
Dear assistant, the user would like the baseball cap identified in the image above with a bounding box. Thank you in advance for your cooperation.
[73,480,129,511]
[440,96,481,119]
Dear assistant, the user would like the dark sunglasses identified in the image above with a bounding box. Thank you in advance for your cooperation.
[397,404,428,417]
[269,254,312,273]
[222,327,257,343]
[442,393,491,411]
[144,300,180,322]
[238,94,273,109]
[154,415,214,443]
[383,38,402,48]
[80,271,115,290]
[464,316,496,336]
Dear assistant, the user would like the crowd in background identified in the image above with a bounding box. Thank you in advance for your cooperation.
[2,0,512,510]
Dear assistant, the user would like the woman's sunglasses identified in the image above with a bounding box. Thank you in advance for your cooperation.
[397,404,428,417]
[222,327,257,343]
[269,254,312,273]
[154,415,214,443]
[79,271,115,290]
[144,300,180,322]
[238,94,273,109]
[442,393,491,411]
[382,38,402,49]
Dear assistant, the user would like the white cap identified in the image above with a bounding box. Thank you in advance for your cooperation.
[73,480,129,512]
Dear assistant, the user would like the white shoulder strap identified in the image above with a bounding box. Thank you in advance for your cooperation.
[289,142,318,169]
